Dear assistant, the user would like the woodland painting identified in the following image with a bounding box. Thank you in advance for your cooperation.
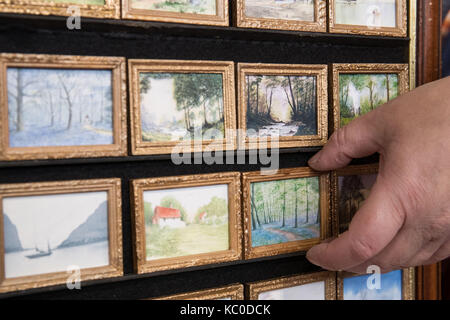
[7,68,114,148]
[338,173,377,233]
[143,184,229,260]
[139,72,225,142]
[244,0,314,21]
[245,75,317,138]
[343,270,403,300]
[339,73,398,127]
[334,0,397,28]
[250,177,320,247]
[130,0,216,15]
[258,281,325,300]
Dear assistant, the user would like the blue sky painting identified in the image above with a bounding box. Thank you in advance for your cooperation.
[343,269,403,300]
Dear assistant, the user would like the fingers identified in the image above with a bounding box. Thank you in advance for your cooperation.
[306,176,405,270]
[309,108,385,171]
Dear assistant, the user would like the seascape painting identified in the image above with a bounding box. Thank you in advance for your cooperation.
[250,176,320,247]
[245,75,317,138]
[143,184,229,260]
[244,0,314,21]
[343,270,403,300]
[130,0,216,15]
[335,0,397,28]
[339,73,398,127]
[7,68,114,148]
[2,191,110,279]
[139,72,225,142]
[258,281,325,300]
[338,173,377,233]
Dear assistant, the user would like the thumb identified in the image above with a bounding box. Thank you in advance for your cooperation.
[309,109,385,171]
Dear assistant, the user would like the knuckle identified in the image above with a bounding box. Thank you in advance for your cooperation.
[330,128,351,166]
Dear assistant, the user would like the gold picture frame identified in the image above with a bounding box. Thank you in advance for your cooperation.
[332,163,379,235]
[122,0,229,26]
[237,63,328,150]
[337,268,415,300]
[0,53,128,161]
[131,172,242,274]
[246,271,336,300]
[154,283,244,300]
[328,0,407,37]
[242,167,330,260]
[0,0,120,19]
[235,0,326,32]
[129,59,237,156]
[0,178,123,294]
[331,63,409,133]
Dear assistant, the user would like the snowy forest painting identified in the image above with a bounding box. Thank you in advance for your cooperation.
[245,75,317,138]
[339,73,398,127]
[139,72,225,142]
[250,176,320,247]
[7,67,114,148]
[130,0,216,15]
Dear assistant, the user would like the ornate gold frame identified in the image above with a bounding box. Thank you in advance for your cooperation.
[332,163,379,236]
[242,167,331,260]
[154,283,244,300]
[237,63,328,150]
[122,0,229,26]
[131,172,242,274]
[234,0,326,32]
[331,63,409,133]
[0,178,123,294]
[0,0,120,19]
[129,59,236,156]
[328,0,407,37]
[337,268,415,300]
[0,53,128,161]
[247,271,336,300]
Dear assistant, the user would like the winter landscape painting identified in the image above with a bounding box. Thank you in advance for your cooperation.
[343,270,403,300]
[7,67,114,148]
[245,75,317,138]
[244,0,314,21]
[250,176,320,247]
[339,73,398,127]
[139,72,225,142]
[338,172,377,233]
[143,184,229,260]
[334,0,397,28]
[258,281,325,300]
[2,191,110,279]
[130,0,216,15]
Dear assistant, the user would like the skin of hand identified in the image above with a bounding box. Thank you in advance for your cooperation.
[306,76,450,274]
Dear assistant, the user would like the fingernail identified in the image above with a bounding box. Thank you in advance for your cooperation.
[308,152,322,167]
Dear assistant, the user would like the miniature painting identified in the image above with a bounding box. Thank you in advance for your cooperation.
[130,0,216,15]
[244,0,314,21]
[334,0,397,28]
[343,270,403,300]
[258,281,326,300]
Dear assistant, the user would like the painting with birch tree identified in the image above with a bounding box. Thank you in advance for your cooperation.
[7,68,113,147]
[250,176,320,247]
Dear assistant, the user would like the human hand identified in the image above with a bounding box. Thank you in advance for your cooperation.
[306,76,450,273]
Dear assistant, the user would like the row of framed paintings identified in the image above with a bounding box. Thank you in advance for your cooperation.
[0,53,409,161]
[0,164,378,293]
[0,0,408,37]
[156,269,415,300]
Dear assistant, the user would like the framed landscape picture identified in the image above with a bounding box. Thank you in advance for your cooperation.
[242,167,330,259]
[237,63,328,150]
[247,271,336,300]
[332,63,409,132]
[337,268,415,300]
[0,0,120,19]
[333,163,378,234]
[122,0,229,26]
[154,283,244,300]
[329,0,407,37]
[129,59,236,155]
[0,178,123,293]
[131,172,241,274]
[0,54,127,161]
[235,0,326,32]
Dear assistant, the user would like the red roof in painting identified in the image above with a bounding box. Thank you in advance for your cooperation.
[198,212,207,220]
[153,206,181,220]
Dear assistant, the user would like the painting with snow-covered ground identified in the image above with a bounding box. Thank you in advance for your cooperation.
[7,68,113,148]
[258,281,325,300]
[139,72,225,142]
[343,270,403,300]
[339,73,398,127]
[250,176,320,247]
[245,75,317,138]
[335,0,397,28]
[2,191,110,279]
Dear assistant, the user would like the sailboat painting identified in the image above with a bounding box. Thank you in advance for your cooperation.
[2,191,110,279]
